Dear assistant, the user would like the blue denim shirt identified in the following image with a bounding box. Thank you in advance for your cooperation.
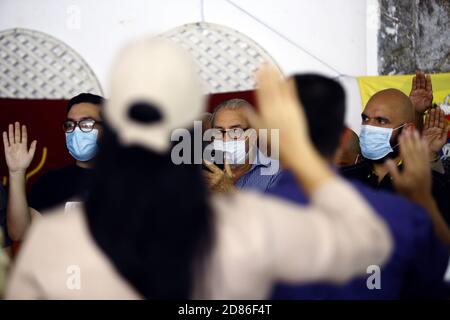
[235,151,281,192]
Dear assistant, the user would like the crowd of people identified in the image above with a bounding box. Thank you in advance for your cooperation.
[0,38,449,299]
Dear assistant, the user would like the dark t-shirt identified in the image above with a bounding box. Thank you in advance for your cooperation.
[341,160,450,226]
[0,184,12,247]
[28,165,94,213]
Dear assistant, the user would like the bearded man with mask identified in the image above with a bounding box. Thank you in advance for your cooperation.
[2,93,103,241]
[341,88,450,225]
[203,99,281,193]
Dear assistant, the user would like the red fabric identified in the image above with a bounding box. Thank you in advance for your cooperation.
[206,90,257,112]
[0,99,74,191]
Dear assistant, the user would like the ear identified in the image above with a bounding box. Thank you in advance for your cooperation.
[339,127,351,149]
[332,128,350,164]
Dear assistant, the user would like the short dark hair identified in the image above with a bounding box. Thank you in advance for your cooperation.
[67,93,105,112]
[292,74,346,159]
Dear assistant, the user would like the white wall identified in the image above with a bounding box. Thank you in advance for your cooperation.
[0,0,378,132]
[0,0,379,87]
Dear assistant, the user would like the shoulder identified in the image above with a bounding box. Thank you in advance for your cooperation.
[211,191,270,232]
[212,189,286,213]
[351,180,428,220]
[31,165,77,187]
[339,161,371,178]
[48,165,80,178]
[8,206,141,299]
[7,206,84,286]
[25,205,86,246]
[211,190,307,228]
[350,181,434,239]
[255,152,280,176]
[267,170,309,204]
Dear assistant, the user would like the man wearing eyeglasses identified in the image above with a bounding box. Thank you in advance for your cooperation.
[2,93,104,241]
[203,98,281,193]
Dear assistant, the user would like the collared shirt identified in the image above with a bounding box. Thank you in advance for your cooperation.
[341,159,450,226]
[235,150,281,192]
[268,170,450,299]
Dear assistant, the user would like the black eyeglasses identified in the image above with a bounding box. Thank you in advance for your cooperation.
[62,119,102,133]
[216,127,249,139]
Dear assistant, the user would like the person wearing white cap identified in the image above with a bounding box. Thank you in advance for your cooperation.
[6,38,392,299]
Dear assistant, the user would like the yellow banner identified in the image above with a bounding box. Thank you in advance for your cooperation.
[357,73,450,108]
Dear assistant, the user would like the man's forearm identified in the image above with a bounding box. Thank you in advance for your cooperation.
[416,195,450,245]
[6,171,31,241]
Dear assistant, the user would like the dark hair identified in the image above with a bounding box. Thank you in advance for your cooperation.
[292,74,346,159]
[67,93,105,112]
[84,124,213,299]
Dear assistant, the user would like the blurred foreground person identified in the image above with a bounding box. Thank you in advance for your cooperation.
[6,39,391,299]
[267,75,449,299]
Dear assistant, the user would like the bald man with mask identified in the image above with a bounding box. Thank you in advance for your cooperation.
[342,88,450,227]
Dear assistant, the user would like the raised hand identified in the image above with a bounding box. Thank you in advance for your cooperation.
[387,126,450,244]
[245,64,334,195]
[2,122,37,174]
[385,128,431,203]
[249,64,311,169]
[422,107,449,158]
[409,71,433,113]
[203,159,235,193]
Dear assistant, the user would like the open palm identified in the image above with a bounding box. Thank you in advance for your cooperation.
[386,129,431,202]
[3,122,37,174]
[409,72,433,113]
[422,108,449,154]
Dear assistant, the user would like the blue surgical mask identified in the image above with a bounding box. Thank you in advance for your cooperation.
[359,124,405,160]
[65,127,99,161]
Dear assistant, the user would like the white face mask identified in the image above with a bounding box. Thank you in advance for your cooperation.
[213,139,247,166]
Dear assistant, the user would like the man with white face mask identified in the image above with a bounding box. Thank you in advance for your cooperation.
[342,88,450,227]
[2,93,104,241]
[203,99,281,193]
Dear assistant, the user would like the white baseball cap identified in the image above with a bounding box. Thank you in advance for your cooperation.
[104,38,205,153]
